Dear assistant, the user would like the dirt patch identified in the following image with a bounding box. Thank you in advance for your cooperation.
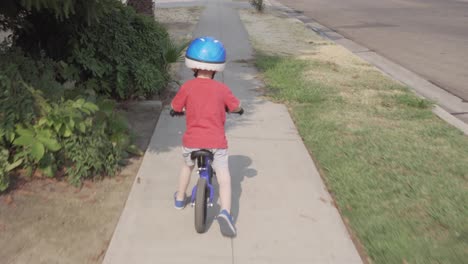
[0,6,201,264]
[156,6,203,43]
[239,9,328,56]
[0,107,158,264]
[240,8,403,116]
[239,9,371,70]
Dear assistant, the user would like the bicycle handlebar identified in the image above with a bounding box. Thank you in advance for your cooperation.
[170,109,185,117]
[170,108,244,117]
[234,108,244,115]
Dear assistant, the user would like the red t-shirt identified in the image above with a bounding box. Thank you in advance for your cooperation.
[171,78,240,149]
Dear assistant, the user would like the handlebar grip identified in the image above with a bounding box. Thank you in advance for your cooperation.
[225,107,244,115]
[170,109,185,117]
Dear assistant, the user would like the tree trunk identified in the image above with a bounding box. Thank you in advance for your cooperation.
[126,0,154,17]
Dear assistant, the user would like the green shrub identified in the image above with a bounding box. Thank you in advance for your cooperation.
[0,59,138,190]
[0,46,64,99]
[0,46,64,146]
[126,0,155,17]
[0,1,162,191]
[0,147,10,191]
[3,1,177,100]
[0,75,36,146]
[2,0,114,59]
[71,3,171,99]
[0,146,22,191]
[63,125,121,186]
[250,0,265,12]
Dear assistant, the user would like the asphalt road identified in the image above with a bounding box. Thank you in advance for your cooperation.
[276,0,468,102]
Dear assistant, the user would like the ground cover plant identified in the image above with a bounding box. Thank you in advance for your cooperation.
[242,9,468,264]
[250,0,265,12]
[0,0,180,191]
[0,49,135,189]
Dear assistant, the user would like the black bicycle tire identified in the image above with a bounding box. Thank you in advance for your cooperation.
[194,177,207,233]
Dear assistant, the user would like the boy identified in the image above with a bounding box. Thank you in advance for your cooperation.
[171,37,243,237]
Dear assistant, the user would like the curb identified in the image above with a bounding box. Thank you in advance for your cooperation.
[433,106,468,135]
[264,0,468,136]
[127,100,163,113]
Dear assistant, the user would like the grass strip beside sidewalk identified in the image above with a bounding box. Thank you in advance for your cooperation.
[255,53,468,263]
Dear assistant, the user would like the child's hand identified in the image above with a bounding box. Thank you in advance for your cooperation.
[170,109,185,117]
[235,107,244,115]
[226,107,244,115]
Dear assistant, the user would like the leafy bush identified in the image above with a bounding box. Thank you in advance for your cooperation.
[0,74,36,145]
[0,1,168,191]
[126,0,155,17]
[0,146,22,191]
[0,50,138,191]
[3,1,176,100]
[1,0,113,59]
[0,147,11,191]
[250,0,265,12]
[0,46,64,146]
[0,46,63,99]
[71,3,171,99]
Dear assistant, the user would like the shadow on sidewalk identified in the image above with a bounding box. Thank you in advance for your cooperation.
[206,155,257,230]
[204,155,257,232]
[229,155,257,222]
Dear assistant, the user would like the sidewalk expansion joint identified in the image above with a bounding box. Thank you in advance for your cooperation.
[231,238,235,264]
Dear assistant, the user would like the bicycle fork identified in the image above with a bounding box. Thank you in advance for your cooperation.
[190,168,215,207]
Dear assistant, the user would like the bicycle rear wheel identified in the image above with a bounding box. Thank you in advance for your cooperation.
[194,177,208,233]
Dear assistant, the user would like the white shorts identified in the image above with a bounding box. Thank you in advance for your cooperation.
[182,147,228,170]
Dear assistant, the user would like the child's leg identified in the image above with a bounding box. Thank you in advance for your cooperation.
[213,149,236,237]
[176,147,197,200]
[176,163,194,200]
[215,166,231,212]
[212,149,231,213]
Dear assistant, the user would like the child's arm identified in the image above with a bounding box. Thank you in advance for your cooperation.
[224,86,242,114]
[171,85,188,112]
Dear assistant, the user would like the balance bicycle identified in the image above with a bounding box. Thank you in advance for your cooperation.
[170,109,242,233]
[170,109,216,233]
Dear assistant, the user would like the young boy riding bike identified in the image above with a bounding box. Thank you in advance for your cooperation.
[171,37,243,237]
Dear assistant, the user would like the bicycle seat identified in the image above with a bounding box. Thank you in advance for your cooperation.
[190,149,214,160]
[191,149,214,168]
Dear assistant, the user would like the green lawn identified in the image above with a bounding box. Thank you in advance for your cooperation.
[256,54,468,263]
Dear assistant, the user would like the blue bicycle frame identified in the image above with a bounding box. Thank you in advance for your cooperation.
[169,108,243,210]
[190,151,215,207]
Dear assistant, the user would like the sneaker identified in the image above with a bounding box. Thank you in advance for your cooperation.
[217,209,237,237]
[174,192,186,210]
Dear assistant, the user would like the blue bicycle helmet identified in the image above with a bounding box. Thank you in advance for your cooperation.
[185,36,226,72]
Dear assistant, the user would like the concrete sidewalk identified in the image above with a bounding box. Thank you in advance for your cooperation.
[103,0,362,263]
